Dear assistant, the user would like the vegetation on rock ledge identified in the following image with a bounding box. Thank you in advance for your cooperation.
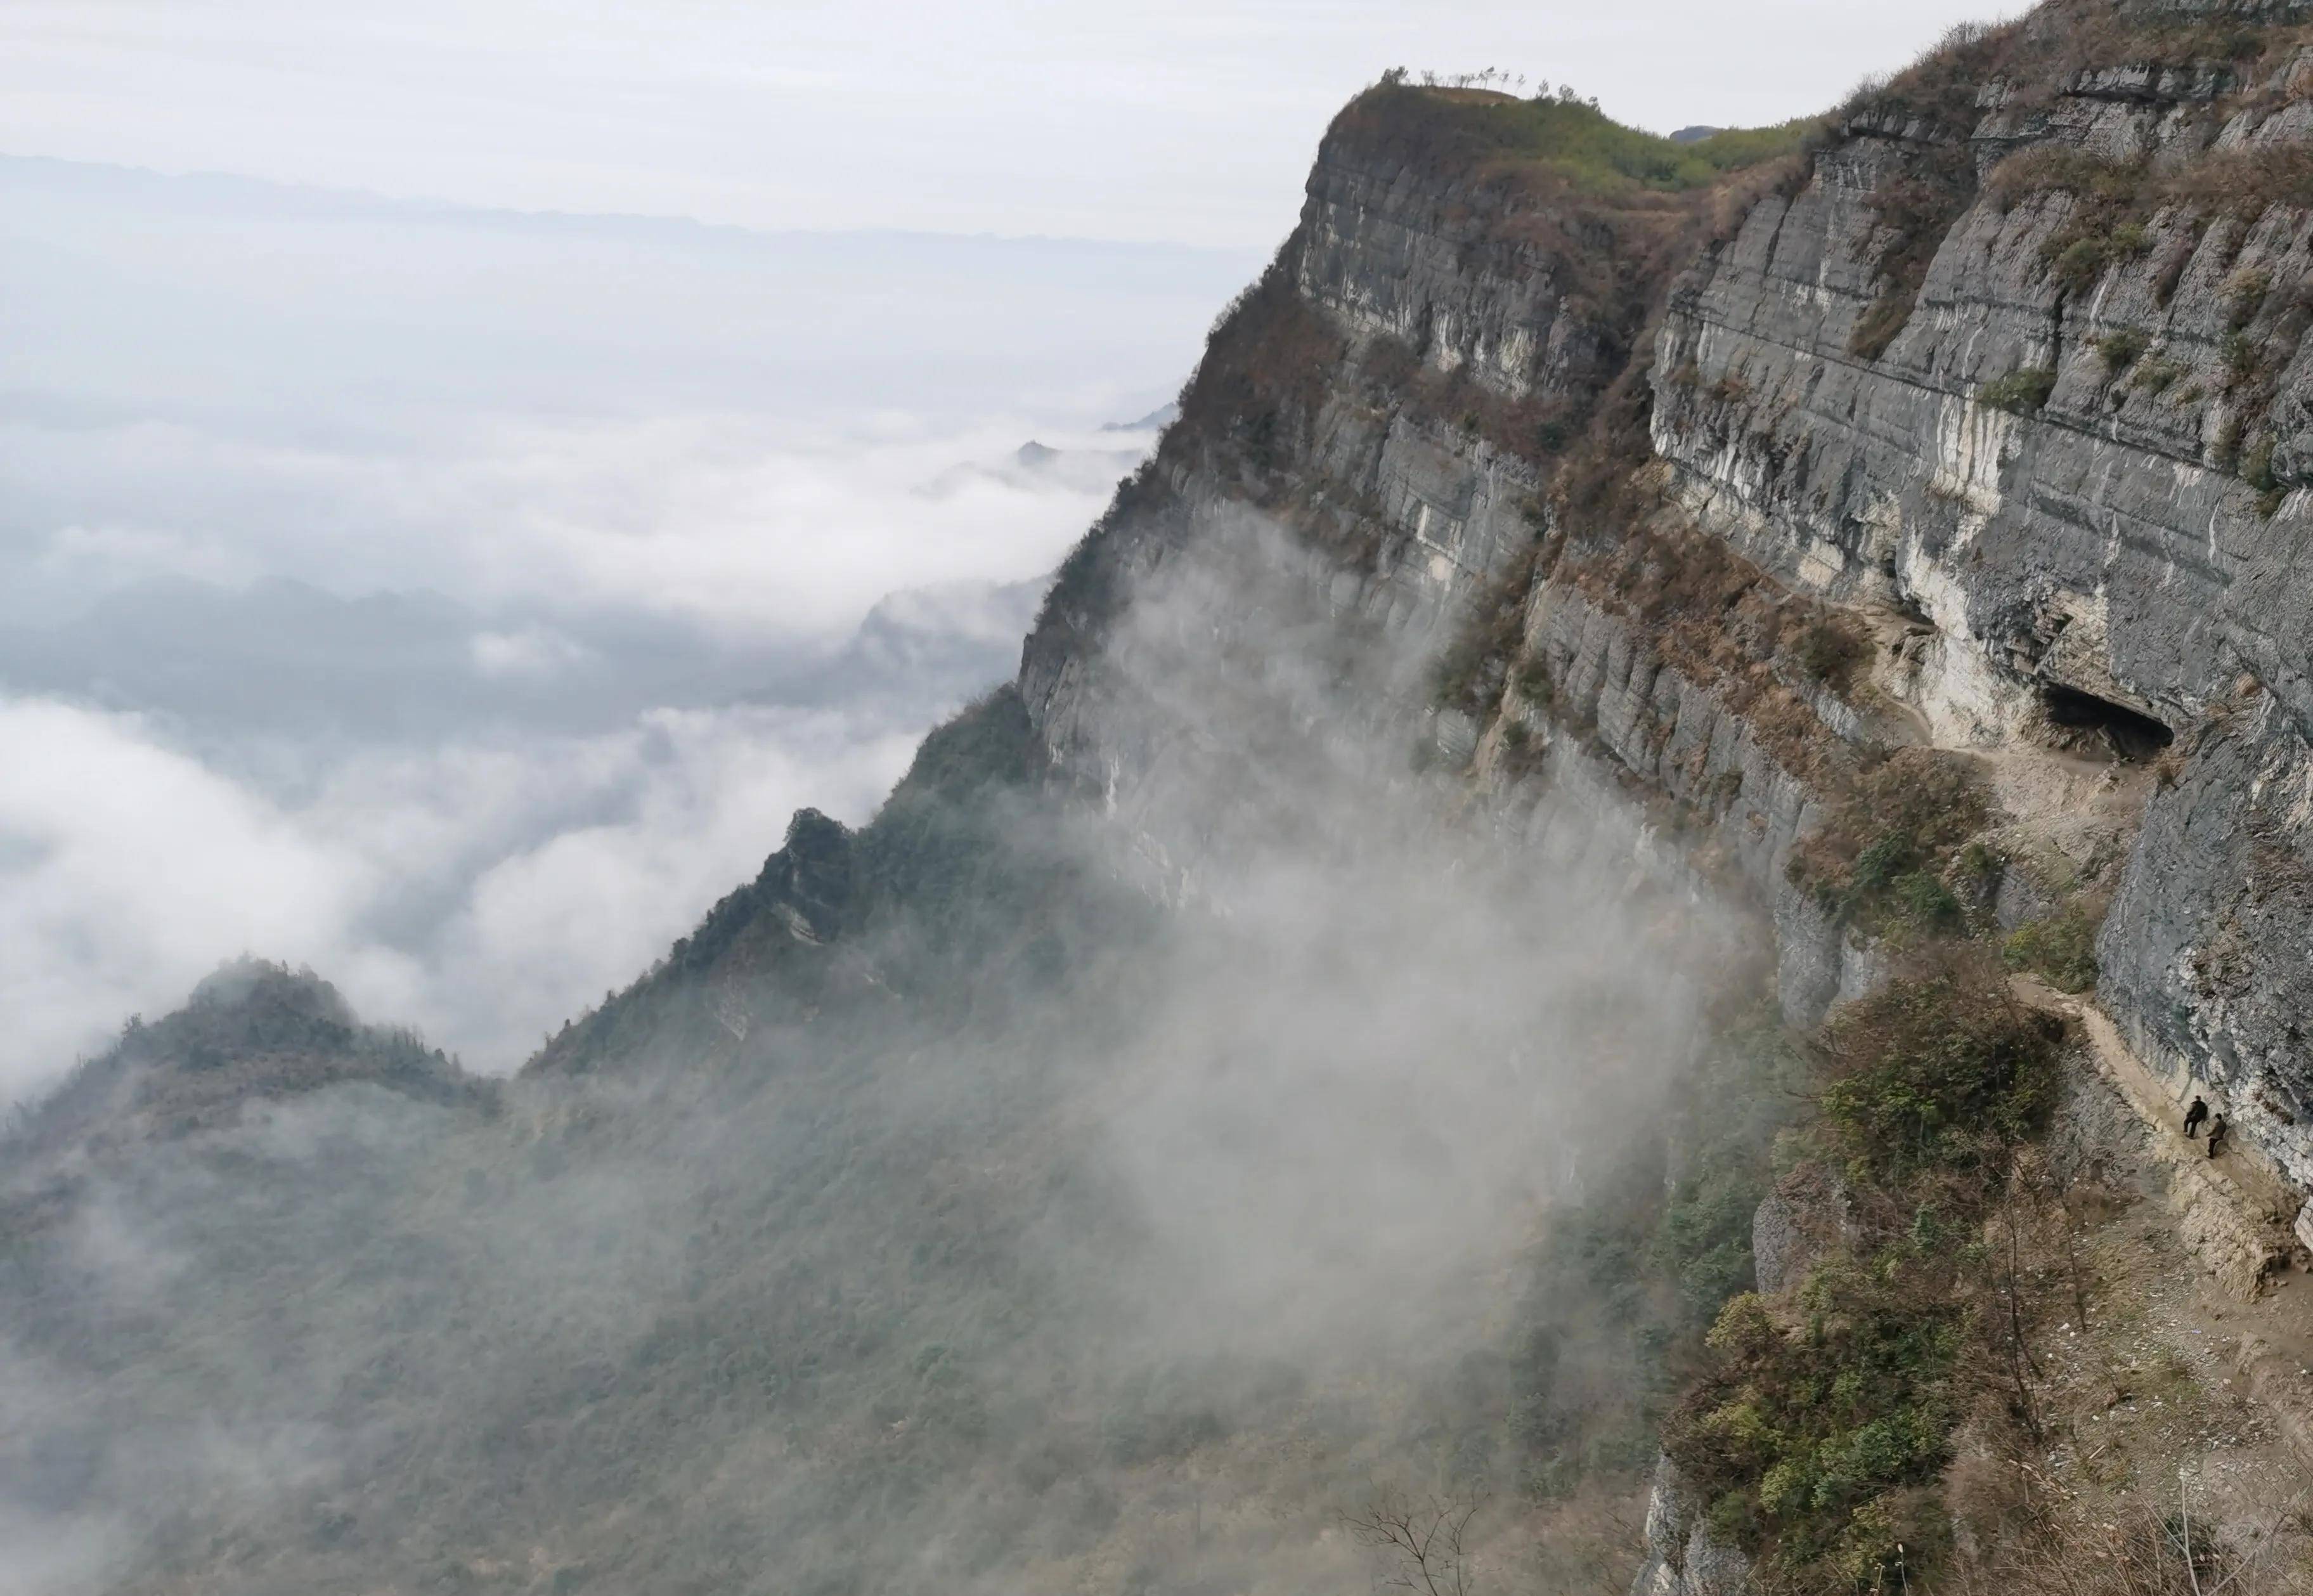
[1340,81,1818,198]
[1668,962,2066,1592]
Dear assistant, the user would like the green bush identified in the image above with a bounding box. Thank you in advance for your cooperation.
[1850,834,1914,895]
[2047,238,2109,294]
[2244,432,2280,493]
[1664,956,2063,1591]
[2096,329,2148,372]
[2130,354,2186,396]
[1668,1280,1962,1577]
[1794,619,1865,687]
[1890,871,1962,931]
[1514,657,1556,707]
[1818,971,2062,1183]
[2000,907,2099,993]
[2225,266,2271,332]
[2041,218,2149,296]
[2224,330,2258,381]
[1801,751,1987,937]
[1978,367,2056,415]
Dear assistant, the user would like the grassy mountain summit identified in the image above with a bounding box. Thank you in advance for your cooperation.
[1338,79,1819,195]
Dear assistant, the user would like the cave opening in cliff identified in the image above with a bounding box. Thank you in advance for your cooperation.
[2040,683,2174,763]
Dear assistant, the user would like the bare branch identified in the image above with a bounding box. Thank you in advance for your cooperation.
[1343,1486,1486,1596]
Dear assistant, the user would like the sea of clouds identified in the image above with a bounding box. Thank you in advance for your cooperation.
[0,154,1256,1094]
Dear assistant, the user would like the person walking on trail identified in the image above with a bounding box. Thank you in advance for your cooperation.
[2207,1113,2230,1160]
[2184,1096,2210,1138]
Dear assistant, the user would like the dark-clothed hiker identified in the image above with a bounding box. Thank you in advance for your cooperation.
[2207,1113,2229,1160]
[2184,1096,2210,1138]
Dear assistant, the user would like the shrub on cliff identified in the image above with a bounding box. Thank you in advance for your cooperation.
[1792,749,1989,938]
[1794,618,1866,689]
[1819,969,2063,1186]
[1666,1276,1961,1590]
[2096,329,2148,373]
[1663,961,2059,1592]
[1979,367,2057,415]
[2001,906,2101,994]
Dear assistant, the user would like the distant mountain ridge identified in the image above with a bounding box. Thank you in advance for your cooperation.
[0,152,1255,273]
[6,960,484,1173]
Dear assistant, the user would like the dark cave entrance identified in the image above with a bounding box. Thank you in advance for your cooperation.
[2040,682,2175,763]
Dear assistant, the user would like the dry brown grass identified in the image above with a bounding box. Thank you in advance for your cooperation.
[1953,1499,2313,1596]
[1990,141,2313,234]
[1494,501,1889,857]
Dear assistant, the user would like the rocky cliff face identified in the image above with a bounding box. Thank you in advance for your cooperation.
[1647,4,2313,1207]
[1293,132,1623,405]
[1629,1455,1753,1596]
[1012,3,2313,1238]
[992,21,2313,1586]
[1020,87,1744,895]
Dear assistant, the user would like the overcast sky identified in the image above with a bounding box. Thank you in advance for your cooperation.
[9,1,2016,247]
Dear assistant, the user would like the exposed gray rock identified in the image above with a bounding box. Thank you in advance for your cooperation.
[1652,58,2313,1190]
[1753,1164,1855,1296]
[1993,856,2062,932]
[1751,1188,1806,1299]
[1631,1454,1753,1596]
[1520,584,1867,1024]
[1296,145,1616,403]
[1021,3,2313,1226]
[2101,692,2313,1193]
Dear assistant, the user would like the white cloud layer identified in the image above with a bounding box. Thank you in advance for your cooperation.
[0,164,1207,1099]
[0,694,924,1094]
[0,393,1136,1094]
[2,411,1136,637]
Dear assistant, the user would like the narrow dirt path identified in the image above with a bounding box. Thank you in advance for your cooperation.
[2014,974,2313,1470]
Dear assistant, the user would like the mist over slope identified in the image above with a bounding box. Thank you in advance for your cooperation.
[0,522,1724,1595]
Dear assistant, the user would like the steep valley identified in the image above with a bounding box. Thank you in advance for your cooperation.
[13,3,2313,1592]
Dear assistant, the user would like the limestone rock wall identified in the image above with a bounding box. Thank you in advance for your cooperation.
[1295,145,1616,403]
[2101,692,2313,1195]
[1021,3,2313,1247]
[994,32,2313,1596]
[1511,583,1865,1023]
[1021,127,1567,815]
[1652,54,2313,1188]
